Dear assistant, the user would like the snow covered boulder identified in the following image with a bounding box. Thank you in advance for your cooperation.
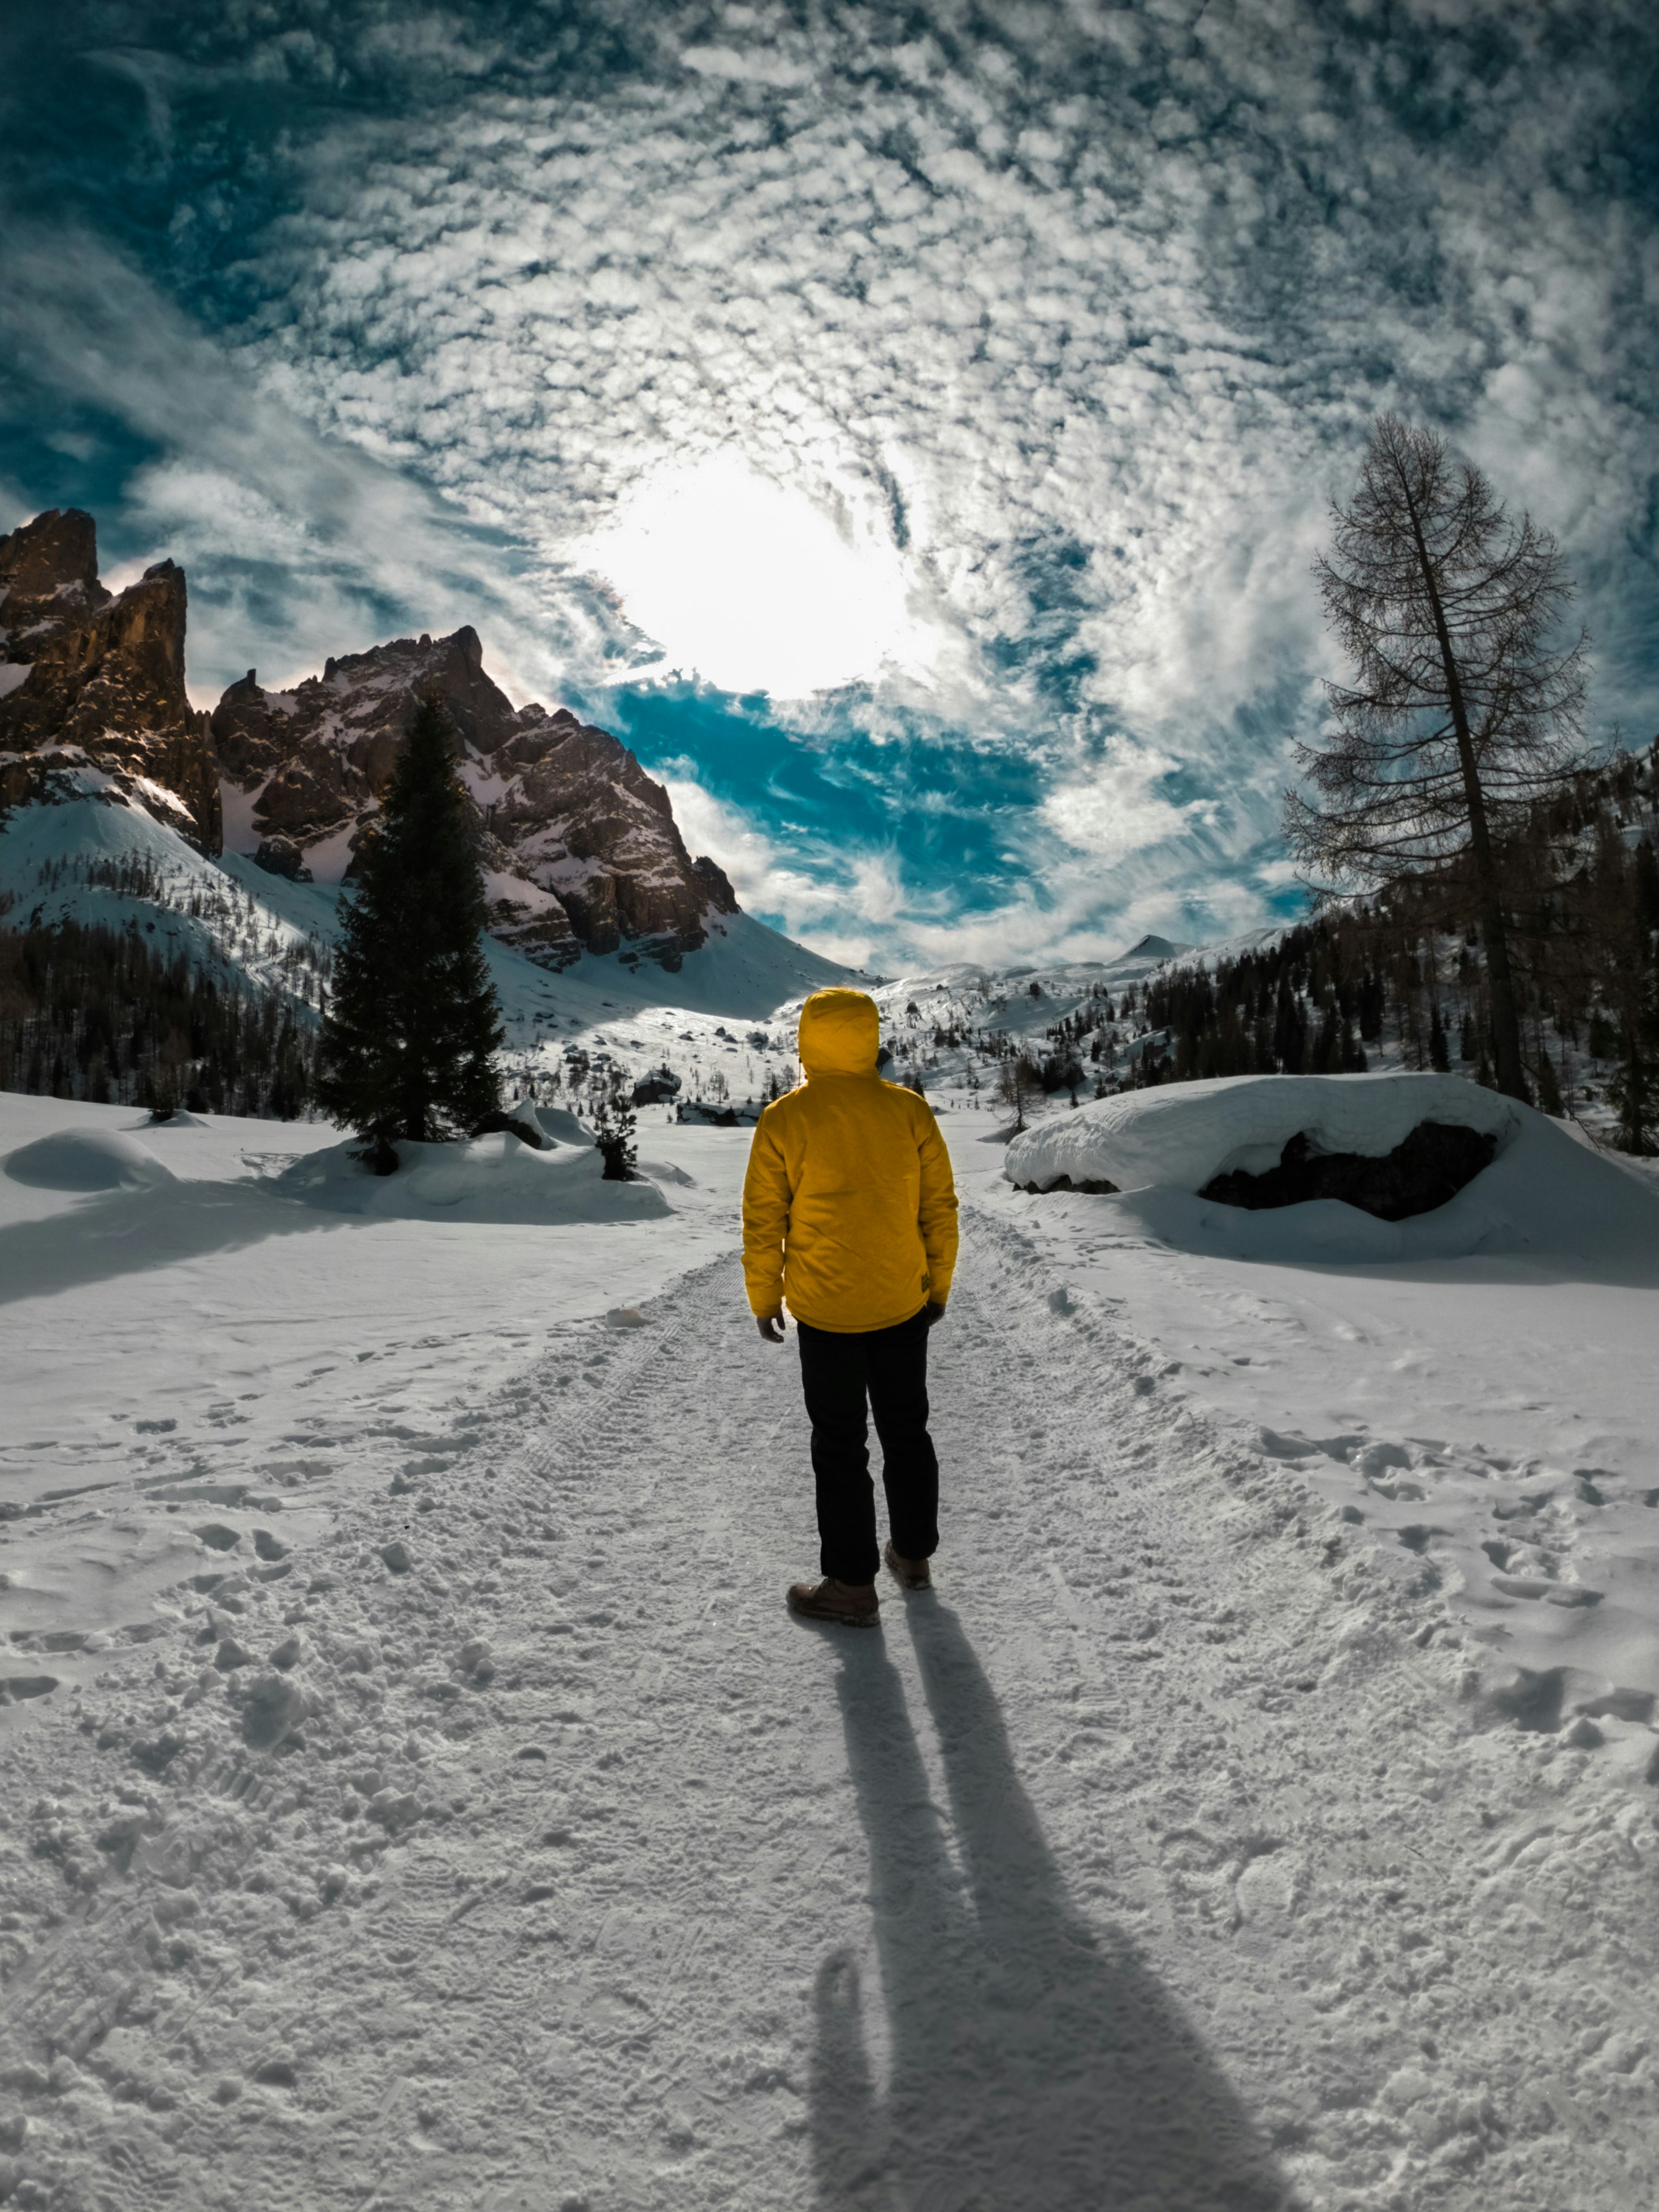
[1006,1073,1519,1212]
[1006,1072,1659,1272]
[501,1094,588,1147]
[2,1126,178,1192]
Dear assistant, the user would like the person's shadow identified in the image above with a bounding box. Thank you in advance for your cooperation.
[810,1602,1290,2210]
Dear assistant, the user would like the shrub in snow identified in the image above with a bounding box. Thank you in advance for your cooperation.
[995,1053,1043,1132]
[592,1092,638,1180]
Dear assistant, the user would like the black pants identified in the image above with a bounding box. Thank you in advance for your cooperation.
[796,1308,939,1586]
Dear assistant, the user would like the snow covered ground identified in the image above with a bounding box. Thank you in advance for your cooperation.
[3,1070,1659,2211]
[1000,1076,1659,1731]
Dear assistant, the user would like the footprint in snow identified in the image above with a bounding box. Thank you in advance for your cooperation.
[0,1675,58,1705]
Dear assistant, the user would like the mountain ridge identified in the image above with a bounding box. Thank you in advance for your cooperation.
[1,508,737,973]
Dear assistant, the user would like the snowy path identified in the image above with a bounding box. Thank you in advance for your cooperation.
[3,1209,1657,2211]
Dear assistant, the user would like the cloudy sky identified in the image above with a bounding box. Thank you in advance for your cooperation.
[3,2,1656,969]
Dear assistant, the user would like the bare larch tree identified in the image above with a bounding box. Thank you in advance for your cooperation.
[1285,413,1589,1101]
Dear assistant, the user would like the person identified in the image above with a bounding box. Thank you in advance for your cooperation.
[742,988,959,1626]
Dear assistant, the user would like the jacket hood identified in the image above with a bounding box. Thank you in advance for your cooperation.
[797,989,881,1077]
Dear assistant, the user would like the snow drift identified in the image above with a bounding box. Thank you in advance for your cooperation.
[1005,1073,1659,1273]
[274,1129,672,1223]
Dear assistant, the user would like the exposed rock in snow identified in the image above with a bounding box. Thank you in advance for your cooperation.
[0,510,220,851]
[1199,1121,1500,1221]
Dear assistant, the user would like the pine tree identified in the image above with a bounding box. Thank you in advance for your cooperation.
[1428,1004,1450,1072]
[1609,1023,1658,1154]
[1604,834,1659,1154]
[315,691,503,1170]
[1532,1049,1563,1118]
[1587,1007,1618,1059]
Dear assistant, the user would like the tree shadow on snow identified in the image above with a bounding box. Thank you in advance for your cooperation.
[0,1180,346,1306]
[811,1603,1291,2212]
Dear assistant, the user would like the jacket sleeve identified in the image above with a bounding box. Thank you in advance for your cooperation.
[740,1107,792,1316]
[916,1107,959,1307]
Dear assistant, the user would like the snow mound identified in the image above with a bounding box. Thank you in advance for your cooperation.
[1006,1073,1520,1196]
[501,1094,589,1147]
[3,1127,178,1192]
[274,1131,672,1223]
[1005,1073,1659,1274]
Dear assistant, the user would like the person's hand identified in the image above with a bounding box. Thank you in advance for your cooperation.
[923,1301,946,1328]
[756,1311,785,1343]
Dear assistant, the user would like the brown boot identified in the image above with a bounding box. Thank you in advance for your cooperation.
[883,1540,933,1591]
[787,1577,880,1627]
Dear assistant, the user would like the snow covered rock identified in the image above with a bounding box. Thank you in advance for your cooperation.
[2,1126,177,1192]
[1006,1073,1521,1198]
[236,1668,312,1750]
[500,1094,588,1147]
[1007,1073,1659,1271]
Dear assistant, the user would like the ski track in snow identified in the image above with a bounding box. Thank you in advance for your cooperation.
[2,1210,1658,2211]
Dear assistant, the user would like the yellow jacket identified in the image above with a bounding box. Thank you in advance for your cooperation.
[742,989,959,1332]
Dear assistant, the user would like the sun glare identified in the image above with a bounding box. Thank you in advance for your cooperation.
[584,454,926,699]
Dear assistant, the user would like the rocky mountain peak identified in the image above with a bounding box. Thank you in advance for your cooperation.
[0,512,219,852]
[0,507,107,604]
[214,624,738,971]
[3,508,742,971]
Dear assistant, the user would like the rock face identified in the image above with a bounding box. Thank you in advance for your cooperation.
[0,510,221,852]
[2,508,739,969]
[212,626,738,969]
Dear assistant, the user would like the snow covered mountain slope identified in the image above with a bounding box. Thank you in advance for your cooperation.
[0,788,334,1012]
[863,934,1190,1038]
[0,785,854,1058]
[2,1085,1657,2211]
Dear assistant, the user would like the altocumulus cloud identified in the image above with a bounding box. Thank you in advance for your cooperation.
[1,0,1656,968]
